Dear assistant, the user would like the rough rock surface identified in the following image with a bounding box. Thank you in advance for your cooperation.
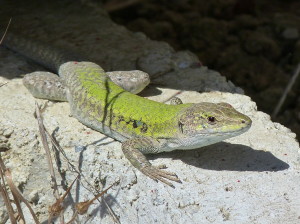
[113,0,300,140]
[0,1,299,223]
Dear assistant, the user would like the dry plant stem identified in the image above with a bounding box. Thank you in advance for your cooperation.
[0,18,17,224]
[5,169,41,224]
[75,183,115,215]
[35,102,59,197]
[45,129,120,224]
[0,17,11,44]
[0,185,17,224]
[45,129,80,175]
[57,175,79,203]
[37,107,118,223]
[102,198,121,224]
[34,102,65,223]
[0,186,17,224]
[48,175,79,222]
[0,155,17,224]
[6,169,26,224]
[272,62,300,118]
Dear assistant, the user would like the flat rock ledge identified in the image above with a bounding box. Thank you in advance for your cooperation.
[0,1,299,224]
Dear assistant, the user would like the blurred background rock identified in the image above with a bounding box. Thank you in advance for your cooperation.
[104,0,300,140]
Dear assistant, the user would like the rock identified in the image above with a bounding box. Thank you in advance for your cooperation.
[0,1,299,224]
[273,13,300,39]
[239,31,281,60]
[282,27,299,39]
[235,15,261,29]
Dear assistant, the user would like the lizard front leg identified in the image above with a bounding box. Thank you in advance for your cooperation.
[23,71,68,101]
[107,70,150,94]
[122,137,181,188]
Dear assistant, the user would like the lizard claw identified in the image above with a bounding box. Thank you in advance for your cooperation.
[140,165,182,188]
[122,138,182,188]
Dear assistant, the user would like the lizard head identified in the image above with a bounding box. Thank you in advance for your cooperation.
[172,102,252,150]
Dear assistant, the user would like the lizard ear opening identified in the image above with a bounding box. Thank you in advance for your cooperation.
[207,116,216,124]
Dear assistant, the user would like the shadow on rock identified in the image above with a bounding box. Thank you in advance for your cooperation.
[152,142,289,172]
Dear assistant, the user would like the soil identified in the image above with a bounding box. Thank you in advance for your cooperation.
[106,0,300,140]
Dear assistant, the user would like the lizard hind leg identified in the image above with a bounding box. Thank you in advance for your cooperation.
[23,71,68,101]
[121,137,182,188]
[106,70,150,94]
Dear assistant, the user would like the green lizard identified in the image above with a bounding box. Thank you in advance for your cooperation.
[3,32,252,188]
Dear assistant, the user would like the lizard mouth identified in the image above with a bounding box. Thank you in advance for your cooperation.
[179,123,252,140]
[205,124,251,137]
[207,119,252,136]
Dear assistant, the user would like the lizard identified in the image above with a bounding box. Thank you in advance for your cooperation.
[2,31,252,188]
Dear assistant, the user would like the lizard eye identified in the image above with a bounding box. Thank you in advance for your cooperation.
[207,116,216,124]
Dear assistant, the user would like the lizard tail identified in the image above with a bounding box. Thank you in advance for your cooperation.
[1,31,84,73]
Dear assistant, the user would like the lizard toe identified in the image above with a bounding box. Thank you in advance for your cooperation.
[140,166,182,188]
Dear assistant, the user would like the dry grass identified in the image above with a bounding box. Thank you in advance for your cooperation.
[0,21,119,223]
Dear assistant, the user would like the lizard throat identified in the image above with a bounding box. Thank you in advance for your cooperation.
[160,124,251,152]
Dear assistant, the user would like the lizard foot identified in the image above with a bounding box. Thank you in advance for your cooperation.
[140,165,182,188]
[122,137,182,188]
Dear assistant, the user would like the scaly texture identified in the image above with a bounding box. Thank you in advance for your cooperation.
[3,32,252,187]
[57,61,252,187]
[3,31,150,94]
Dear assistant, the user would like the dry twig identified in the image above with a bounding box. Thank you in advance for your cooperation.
[0,17,11,44]
[5,169,40,224]
[48,175,79,218]
[0,154,17,224]
[34,102,65,223]
[272,63,300,118]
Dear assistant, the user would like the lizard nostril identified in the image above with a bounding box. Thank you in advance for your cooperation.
[241,119,246,124]
[207,116,216,123]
